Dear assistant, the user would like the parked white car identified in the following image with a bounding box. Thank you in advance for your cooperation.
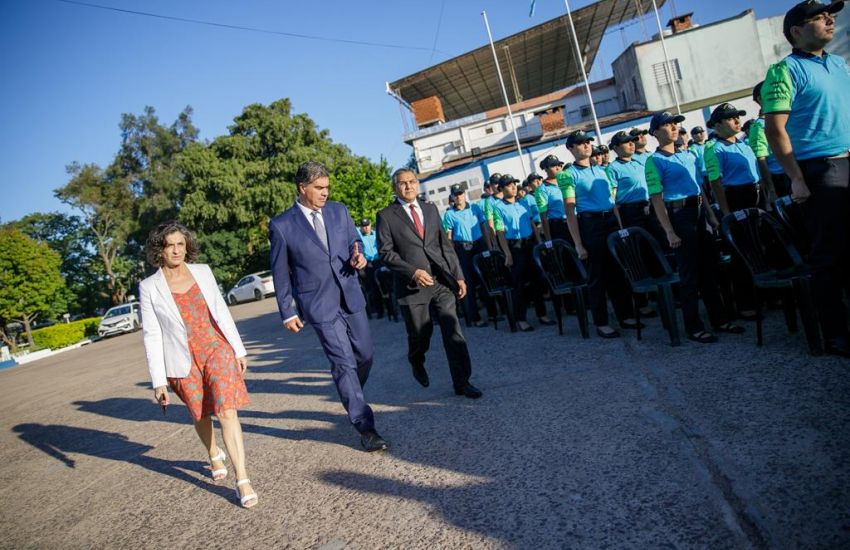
[98,302,141,337]
[227,271,275,304]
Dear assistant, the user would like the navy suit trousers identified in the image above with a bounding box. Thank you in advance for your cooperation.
[311,309,375,433]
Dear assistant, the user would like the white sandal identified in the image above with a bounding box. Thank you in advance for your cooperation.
[209,448,227,481]
[236,479,258,508]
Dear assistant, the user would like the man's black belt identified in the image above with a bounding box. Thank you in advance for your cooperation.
[453,239,481,251]
[506,237,534,247]
[665,195,701,209]
[577,209,615,219]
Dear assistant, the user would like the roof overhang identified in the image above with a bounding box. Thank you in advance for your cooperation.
[389,0,666,123]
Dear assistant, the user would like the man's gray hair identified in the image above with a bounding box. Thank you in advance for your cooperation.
[391,168,415,186]
[295,161,330,187]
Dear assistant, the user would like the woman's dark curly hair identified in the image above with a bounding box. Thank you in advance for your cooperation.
[145,220,200,267]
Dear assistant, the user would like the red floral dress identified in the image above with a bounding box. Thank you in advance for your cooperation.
[167,283,249,421]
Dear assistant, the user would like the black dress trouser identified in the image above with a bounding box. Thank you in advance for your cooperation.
[799,156,850,342]
[577,213,634,327]
[400,284,473,390]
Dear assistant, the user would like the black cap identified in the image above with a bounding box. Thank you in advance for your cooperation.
[360,218,370,227]
[629,127,649,137]
[709,103,747,126]
[486,173,503,188]
[539,155,564,170]
[566,130,595,147]
[783,0,844,43]
[450,184,465,195]
[593,145,610,156]
[742,119,755,134]
[649,111,686,133]
[497,174,520,189]
[690,126,705,135]
[610,131,639,147]
[524,173,543,185]
[679,127,688,135]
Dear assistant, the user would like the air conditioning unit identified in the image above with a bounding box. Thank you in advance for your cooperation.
[451,140,463,149]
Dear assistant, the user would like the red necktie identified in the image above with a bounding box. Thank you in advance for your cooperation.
[410,204,424,239]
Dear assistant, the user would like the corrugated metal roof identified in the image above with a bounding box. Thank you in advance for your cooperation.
[389,0,666,122]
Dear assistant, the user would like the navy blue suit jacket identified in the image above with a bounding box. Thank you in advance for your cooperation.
[269,201,366,324]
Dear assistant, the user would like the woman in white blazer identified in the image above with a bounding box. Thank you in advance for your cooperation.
[139,221,257,508]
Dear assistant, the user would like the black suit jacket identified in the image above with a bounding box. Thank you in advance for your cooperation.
[376,200,464,305]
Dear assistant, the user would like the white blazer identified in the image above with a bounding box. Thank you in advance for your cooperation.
[139,263,247,389]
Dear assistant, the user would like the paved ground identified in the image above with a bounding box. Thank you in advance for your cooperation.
[1,297,848,549]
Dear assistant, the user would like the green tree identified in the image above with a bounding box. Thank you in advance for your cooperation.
[55,163,135,305]
[330,156,394,224]
[8,212,104,314]
[0,228,67,349]
[176,98,353,286]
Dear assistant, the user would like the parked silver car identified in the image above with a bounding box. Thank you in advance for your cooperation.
[98,302,141,337]
[226,271,275,304]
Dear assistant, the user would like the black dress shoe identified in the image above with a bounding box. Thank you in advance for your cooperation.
[596,327,621,339]
[620,319,646,330]
[472,320,489,328]
[454,384,483,399]
[360,430,388,452]
[537,316,557,326]
[411,363,430,387]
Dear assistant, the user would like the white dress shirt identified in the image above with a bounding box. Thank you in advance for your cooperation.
[398,198,426,230]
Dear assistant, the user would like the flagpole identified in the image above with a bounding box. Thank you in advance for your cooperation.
[482,10,530,178]
[650,0,682,114]
[563,0,603,140]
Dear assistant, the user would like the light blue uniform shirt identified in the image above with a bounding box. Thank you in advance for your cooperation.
[442,203,485,242]
[557,164,616,213]
[645,151,701,201]
[631,150,651,167]
[688,142,707,178]
[493,199,533,239]
[704,138,760,186]
[762,49,850,160]
[520,193,540,223]
[606,158,649,205]
[534,182,566,220]
[358,230,379,261]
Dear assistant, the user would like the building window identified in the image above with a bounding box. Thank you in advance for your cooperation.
[438,187,446,193]
[428,189,435,195]
[652,59,682,87]
[632,76,639,95]
[485,126,494,135]
[580,105,591,118]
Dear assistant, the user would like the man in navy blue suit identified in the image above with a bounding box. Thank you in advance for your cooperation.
[269,161,387,451]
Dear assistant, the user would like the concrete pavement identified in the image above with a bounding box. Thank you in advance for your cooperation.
[1,297,848,549]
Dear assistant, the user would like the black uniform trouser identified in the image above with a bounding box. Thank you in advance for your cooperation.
[400,284,472,390]
[799,156,850,342]
[362,261,384,317]
[578,212,634,327]
[548,218,570,242]
[667,202,729,334]
[506,237,546,323]
[725,184,760,313]
[453,239,492,324]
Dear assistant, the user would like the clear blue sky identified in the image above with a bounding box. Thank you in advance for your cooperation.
[0,0,796,222]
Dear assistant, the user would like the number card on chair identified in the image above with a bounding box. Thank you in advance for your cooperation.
[734,210,748,221]
[618,229,630,238]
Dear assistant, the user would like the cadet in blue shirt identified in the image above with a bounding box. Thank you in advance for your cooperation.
[535,154,569,242]
[443,184,491,327]
[559,130,637,338]
[703,102,762,319]
[493,175,553,332]
[646,112,743,343]
[763,0,850,356]
[629,128,652,166]
[521,173,543,234]
[357,219,384,319]
[688,126,710,188]
[750,82,788,198]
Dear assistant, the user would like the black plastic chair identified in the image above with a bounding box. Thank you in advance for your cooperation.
[374,267,399,322]
[472,250,517,332]
[720,208,822,354]
[607,226,681,347]
[773,196,810,256]
[532,239,590,338]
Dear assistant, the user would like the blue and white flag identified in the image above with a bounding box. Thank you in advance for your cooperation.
[529,0,536,17]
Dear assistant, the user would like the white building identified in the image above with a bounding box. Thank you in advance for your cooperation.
[388,4,846,212]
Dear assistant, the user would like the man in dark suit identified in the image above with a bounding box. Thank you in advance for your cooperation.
[376,169,482,399]
[269,161,387,451]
